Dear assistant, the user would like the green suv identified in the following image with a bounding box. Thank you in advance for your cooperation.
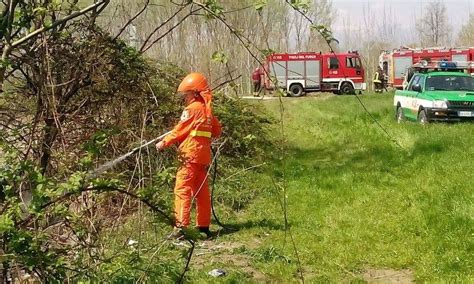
[394,71,474,123]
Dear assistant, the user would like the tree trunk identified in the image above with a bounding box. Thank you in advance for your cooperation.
[40,118,58,175]
[0,45,12,92]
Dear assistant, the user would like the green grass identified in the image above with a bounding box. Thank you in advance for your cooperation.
[187,92,473,282]
[105,92,473,282]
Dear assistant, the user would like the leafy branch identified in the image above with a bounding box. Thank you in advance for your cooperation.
[0,0,110,91]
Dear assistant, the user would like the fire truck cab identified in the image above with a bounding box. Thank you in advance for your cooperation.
[379,47,474,89]
[261,51,366,96]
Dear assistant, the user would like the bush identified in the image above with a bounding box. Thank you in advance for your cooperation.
[213,93,272,163]
[0,21,272,282]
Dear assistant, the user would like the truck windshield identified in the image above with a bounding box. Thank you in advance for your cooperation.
[426,75,474,91]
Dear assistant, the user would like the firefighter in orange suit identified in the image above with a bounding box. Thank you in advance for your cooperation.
[156,72,222,239]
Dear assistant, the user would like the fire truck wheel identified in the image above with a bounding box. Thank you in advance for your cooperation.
[340,82,355,95]
[289,84,304,97]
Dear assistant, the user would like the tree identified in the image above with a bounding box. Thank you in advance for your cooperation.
[457,13,474,46]
[338,2,396,91]
[0,1,110,92]
[290,0,335,52]
[416,0,451,47]
[104,0,336,94]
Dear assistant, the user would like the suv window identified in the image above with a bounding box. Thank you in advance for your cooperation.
[426,75,474,91]
[407,75,420,91]
[418,76,426,90]
[329,57,339,69]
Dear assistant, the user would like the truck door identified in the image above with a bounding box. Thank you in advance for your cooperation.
[269,60,287,89]
[403,74,422,119]
[326,56,341,78]
[345,56,363,77]
[305,60,321,90]
[287,61,305,81]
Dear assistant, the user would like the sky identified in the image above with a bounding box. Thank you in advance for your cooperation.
[331,0,474,46]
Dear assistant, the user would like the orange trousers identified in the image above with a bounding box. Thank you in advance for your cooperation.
[174,162,211,228]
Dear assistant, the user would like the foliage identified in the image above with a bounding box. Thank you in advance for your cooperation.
[0,0,110,89]
[169,93,473,283]
[214,95,271,162]
[0,13,272,284]
[415,0,451,46]
[211,51,228,65]
[202,0,224,19]
[288,0,311,12]
[457,13,474,46]
[0,146,83,280]
[311,24,339,45]
[229,93,473,282]
[254,0,268,12]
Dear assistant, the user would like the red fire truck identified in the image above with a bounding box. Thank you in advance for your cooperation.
[379,47,474,89]
[260,51,366,96]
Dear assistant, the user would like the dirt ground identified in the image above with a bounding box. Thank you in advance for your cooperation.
[190,240,267,281]
[189,238,415,282]
[363,268,415,283]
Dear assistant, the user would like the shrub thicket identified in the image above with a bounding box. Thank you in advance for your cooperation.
[0,21,271,282]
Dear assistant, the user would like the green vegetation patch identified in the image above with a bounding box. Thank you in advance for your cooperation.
[188,93,473,283]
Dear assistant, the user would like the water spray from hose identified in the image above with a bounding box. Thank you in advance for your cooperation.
[86,131,171,180]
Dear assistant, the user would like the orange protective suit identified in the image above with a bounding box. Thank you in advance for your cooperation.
[161,81,222,228]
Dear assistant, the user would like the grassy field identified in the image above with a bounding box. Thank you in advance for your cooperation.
[106,92,472,282]
[186,92,473,283]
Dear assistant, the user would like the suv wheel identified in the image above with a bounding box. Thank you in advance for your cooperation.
[289,84,304,97]
[396,106,404,123]
[418,109,429,125]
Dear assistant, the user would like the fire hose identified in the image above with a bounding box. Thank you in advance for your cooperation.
[210,147,237,232]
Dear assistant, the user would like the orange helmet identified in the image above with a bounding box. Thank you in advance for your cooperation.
[177,72,210,93]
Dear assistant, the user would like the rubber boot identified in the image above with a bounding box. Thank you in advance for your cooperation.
[197,226,213,239]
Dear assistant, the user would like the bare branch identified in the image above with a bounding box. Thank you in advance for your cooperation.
[141,7,201,53]
[190,0,265,68]
[113,0,150,41]
[139,3,190,52]
[17,184,174,228]
[11,0,109,48]
[211,74,242,93]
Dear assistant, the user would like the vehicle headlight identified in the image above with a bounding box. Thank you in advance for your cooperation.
[433,100,448,109]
